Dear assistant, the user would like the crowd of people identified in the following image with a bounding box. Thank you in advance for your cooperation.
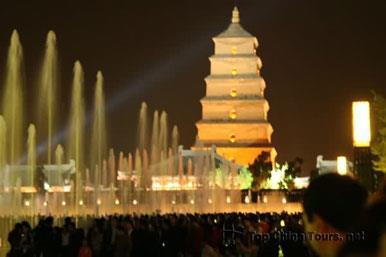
[6,174,386,257]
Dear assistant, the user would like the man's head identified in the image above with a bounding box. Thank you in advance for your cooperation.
[303,173,368,257]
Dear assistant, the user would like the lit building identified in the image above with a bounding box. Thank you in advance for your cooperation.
[316,155,353,175]
[196,7,276,165]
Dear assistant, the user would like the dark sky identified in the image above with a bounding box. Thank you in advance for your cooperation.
[1,0,386,173]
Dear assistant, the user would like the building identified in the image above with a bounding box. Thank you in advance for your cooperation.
[316,155,353,175]
[196,7,276,166]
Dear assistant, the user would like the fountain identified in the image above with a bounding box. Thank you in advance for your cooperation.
[171,125,179,154]
[1,30,24,166]
[37,31,59,164]
[68,61,85,214]
[108,149,116,188]
[0,31,303,252]
[27,124,37,216]
[54,144,65,213]
[158,111,168,162]
[91,71,107,178]
[137,102,148,152]
[150,110,159,168]
[0,116,6,190]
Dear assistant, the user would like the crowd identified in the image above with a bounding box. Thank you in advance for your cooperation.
[6,174,386,257]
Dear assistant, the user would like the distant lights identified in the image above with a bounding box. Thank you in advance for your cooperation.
[226,196,231,204]
[79,200,84,206]
[280,220,285,227]
[96,199,102,205]
[43,201,48,207]
[171,200,176,205]
[282,197,287,204]
[337,156,348,175]
[115,199,120,205]
[132,199,138,205]
[24,200,30,207]
[190,199,195,205]
[61,201,66,206]
[231,68,237,76]
[263,196,268,203]
[244,196,250,204]
[207,198,213,204]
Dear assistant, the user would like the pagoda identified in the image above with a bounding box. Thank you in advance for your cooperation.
[196,7,276,165]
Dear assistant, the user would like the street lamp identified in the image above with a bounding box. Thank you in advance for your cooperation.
[352,101,374,191]
[353,102,371,147]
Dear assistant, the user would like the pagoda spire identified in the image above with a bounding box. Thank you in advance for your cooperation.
[232,6,240,23]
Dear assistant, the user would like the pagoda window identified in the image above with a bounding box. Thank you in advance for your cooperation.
[230,89,237,97]
[231,68,237,76]
[229,110,237,120]
[229,134,236,143]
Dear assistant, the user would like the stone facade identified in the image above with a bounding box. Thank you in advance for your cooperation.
[196,7,276,165]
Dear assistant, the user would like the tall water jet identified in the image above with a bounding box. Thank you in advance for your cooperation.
[91,71,107,178]
[135,149,142,188]
[108,149,116,187]
[168,148,174,176]
[126,153,133,209]
[0,116,6,189]
[37,31,59,164]
[134,149,142,207]
[68,61,85,212]
[150,111,159,165]
[128,153,133,183]
[158,111,168,159]
[95,166,101,192]
[2,30,25,165]
[118,152,124,172]
[27,124,37,215]
[14,179,22,216]
[122,154,133,211]
[137,102,148,152]
[171,125,179,155]
[94,165,100,213]
[55,144,64,213]
[187,158,193,176]
[142,150,150,189]
[102,160,108,187]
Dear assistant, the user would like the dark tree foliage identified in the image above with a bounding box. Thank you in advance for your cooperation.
[248,151,272,190]
[282,157,303,189]
[371,91,386,173]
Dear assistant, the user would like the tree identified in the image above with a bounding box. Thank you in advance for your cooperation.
[283,157,303,189]
[371,91,386,173]
[248,151,272,191]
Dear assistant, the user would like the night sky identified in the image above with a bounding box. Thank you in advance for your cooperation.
[1,0,386,173]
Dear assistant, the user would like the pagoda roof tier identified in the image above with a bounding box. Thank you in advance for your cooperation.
[215,7,254,38]
[200,142,274,148]
[201,95,266,101]
[205,74,264,80]
[197,120,271,124]
[209,54,260,59]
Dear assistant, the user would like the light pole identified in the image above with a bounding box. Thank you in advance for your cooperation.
[352,101,374,191]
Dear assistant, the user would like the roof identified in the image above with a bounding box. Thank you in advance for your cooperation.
[215,7,254,39]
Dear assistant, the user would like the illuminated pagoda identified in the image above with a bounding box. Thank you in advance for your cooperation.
[196,7,276,165]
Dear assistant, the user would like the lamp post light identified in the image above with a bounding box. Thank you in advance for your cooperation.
[352,101,374,191]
